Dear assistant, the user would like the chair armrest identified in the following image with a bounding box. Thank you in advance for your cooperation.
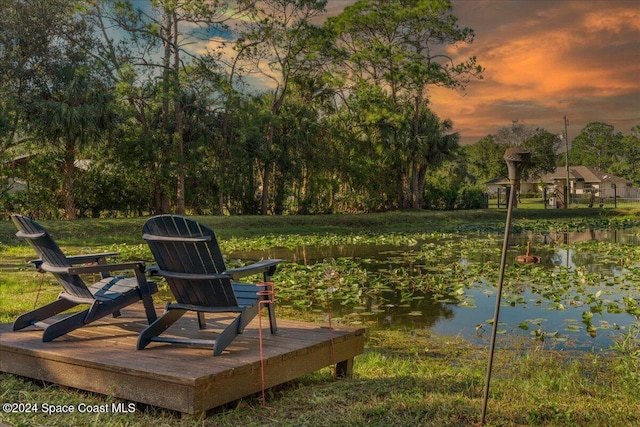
[38,262,72,274]
[155,269,232,281]
[29,259,44,271]
[29,252,119,271]
[65,252,119,265]
[145,265,160,276]
[224,259,282,280]
[67,261,146,276]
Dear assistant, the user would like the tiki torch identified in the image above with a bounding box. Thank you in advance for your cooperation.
[481,148,531,424]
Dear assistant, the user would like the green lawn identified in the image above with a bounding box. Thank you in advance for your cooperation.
[1,209,639,427]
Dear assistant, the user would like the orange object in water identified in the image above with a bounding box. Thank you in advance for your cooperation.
[516,241,541,264]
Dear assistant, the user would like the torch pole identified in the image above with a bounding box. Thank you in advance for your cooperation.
[480,179,516,424]
[481,148,530,425]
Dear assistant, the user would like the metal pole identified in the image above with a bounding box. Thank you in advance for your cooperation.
[564,116,570,209]
[481,148,530,425]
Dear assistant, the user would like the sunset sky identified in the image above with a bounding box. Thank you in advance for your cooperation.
[423,0,640,144]
[296,0,640,144]
[199,0,639,145]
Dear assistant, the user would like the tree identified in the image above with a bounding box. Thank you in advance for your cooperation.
[326,0,482,209]
[235,0,328,214]
[0,0,115,219]
[494,121,559,180]
[463,135,508,184]
[1,0,67,199]
[82,0,238,214]
[494,121,535,147]
[25,67,116,219]
[522,129,561,180]
[614,125,640,185]
[570,121,624,172]
[407,106,460,208]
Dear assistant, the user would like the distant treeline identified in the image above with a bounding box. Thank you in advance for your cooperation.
[1,1,638,219]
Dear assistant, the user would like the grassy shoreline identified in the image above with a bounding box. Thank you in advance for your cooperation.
[1,207,639,243]
[1,329,638,427]
[1,209,639,426]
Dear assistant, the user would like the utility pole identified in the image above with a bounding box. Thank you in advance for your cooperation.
[564,116,570,209]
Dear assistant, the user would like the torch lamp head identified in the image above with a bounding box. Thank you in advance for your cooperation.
[503,148,531,183]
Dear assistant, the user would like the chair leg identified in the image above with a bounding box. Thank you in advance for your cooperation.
[213,315,243,356]
[238,304,258,334]
[42,309,91,342]
[197,312,206,329]
[140,292,158,324]
[13,298,79,332]
[267,302,277,334]
[256,281,277,334]
[137,308,186,350]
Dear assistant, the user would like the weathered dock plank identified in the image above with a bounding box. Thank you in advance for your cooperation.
[0,304,365,415]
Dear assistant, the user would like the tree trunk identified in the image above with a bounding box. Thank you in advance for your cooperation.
[62,139,77,219]
[261,161,271,215]
[411,161,420,209]
[261,117,276,215]
[416,163,428,210]
[173,16,185,215]
[161,11,171,126]
[396,171,404,209]
[218,193,224,215]
[411,96,422,210]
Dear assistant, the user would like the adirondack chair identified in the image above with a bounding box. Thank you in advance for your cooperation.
[11,215,158,342]
[138,215,282,356]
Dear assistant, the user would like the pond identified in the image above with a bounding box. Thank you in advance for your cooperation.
[230,227,640,352]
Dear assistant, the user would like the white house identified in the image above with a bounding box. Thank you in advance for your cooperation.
[487,166,636,199]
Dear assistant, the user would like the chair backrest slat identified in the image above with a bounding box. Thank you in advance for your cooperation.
[11,215,94,300]
[143,215,237,307]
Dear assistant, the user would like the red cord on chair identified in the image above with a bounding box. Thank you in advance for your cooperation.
[256,282,275,407]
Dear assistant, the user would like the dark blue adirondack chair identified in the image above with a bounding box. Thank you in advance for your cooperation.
[11,215,158,342]
[138,215,281,356]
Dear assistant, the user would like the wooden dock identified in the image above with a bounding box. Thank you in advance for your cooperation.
[0,304,365,415]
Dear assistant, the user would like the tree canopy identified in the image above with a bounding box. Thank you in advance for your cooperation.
[1,0,637,218]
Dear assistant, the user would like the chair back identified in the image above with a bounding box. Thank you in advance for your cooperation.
[142,215,238,307]
[11,215,93,299]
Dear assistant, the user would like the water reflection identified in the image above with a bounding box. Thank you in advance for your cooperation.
[231,227,640,351]
[236,243,407,265]
[355,290,456,330]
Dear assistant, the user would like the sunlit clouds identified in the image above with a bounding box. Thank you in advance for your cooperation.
[190,0,639,144]
[428,0,640,144]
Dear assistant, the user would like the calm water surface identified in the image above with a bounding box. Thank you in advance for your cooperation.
[233,227,640,351]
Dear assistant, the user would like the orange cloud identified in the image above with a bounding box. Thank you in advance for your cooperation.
[430,0,640,144]
[583,8,640,33]
[183,0,639,144]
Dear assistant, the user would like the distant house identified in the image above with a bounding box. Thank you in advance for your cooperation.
[2,155,93,195]
[537,166,633,198]
[2,154,34,195]
[487,166,635,198]
[1,177,28,194]
[486,177,538,194]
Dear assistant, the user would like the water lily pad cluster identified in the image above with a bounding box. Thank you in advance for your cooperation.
[267,232,640,345]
